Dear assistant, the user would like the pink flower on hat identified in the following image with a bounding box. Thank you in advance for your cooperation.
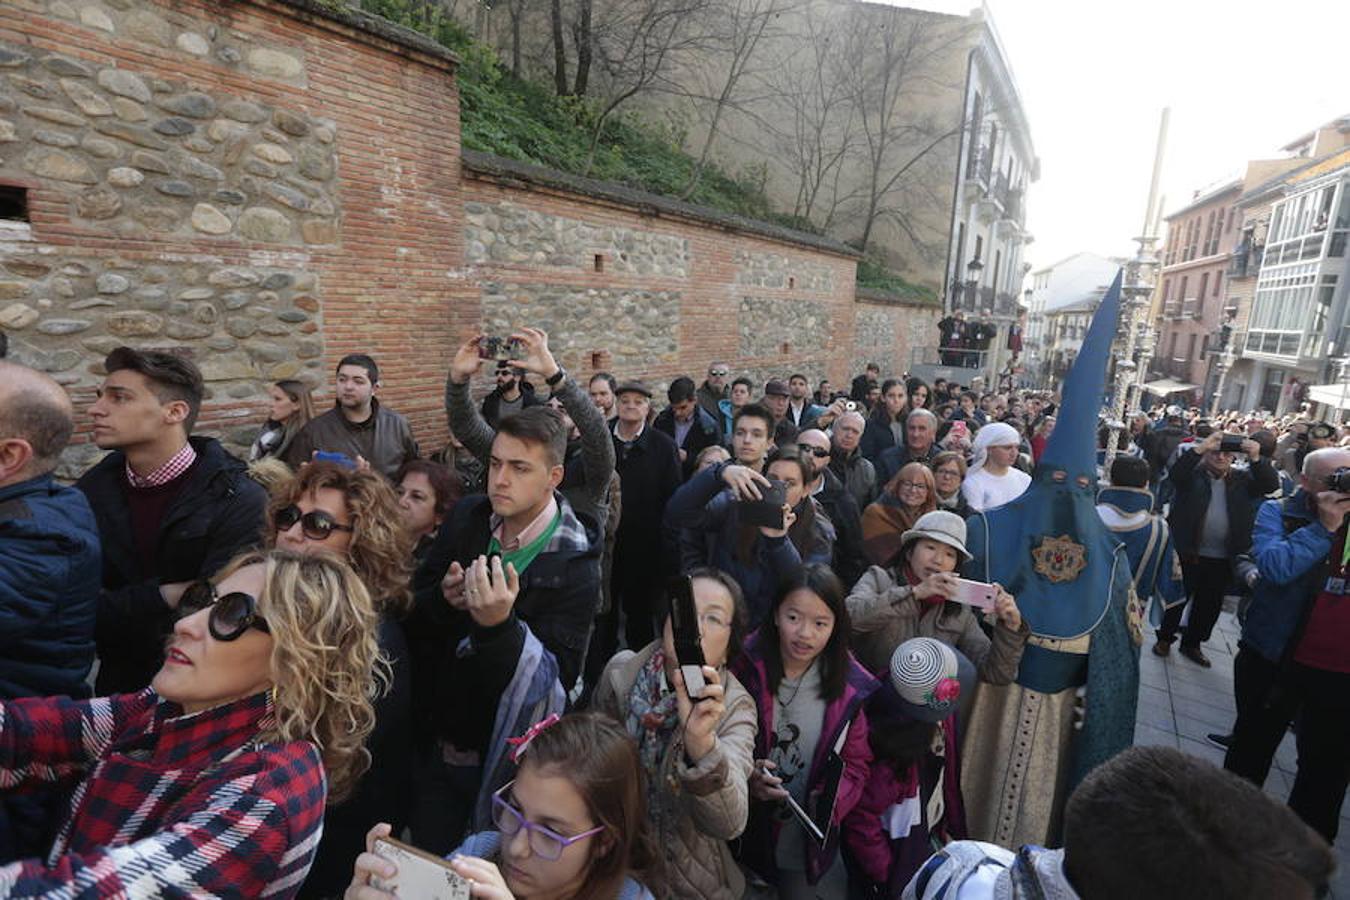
[932,677,961,704]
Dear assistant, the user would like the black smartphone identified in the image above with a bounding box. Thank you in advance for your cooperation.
[668,575,707,700]
[1219,434,1246,453]
[739,478,787,529]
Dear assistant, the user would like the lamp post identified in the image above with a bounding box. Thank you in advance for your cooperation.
[965,256,986,378]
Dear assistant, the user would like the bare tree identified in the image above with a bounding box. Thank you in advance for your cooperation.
[551,0,569,93]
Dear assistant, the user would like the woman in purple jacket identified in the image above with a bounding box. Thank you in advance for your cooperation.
[732,564,878,898]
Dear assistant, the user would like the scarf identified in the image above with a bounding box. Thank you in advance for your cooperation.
[626,649,681,813]
[969,422,1020,474]
[862,492,932,567]
[904,563,946,609]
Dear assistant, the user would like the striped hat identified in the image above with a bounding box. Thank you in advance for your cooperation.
[889,638,975,723]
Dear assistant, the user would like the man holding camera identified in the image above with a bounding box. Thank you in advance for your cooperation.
[1154,429,1278,666]
[1226,447,1350,845]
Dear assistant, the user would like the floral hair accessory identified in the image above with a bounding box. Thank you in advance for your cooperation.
[507,713,561,762]
[931,676,962,704]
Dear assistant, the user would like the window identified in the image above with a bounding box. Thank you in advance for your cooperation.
[0,186,28,222]
[1162,278,1172,301]
[1169,331,1179,359]
[1186,333,1197,361]
[1199,273,1209,301]
[1212,271,1222,297]
[1180,275,1189,299]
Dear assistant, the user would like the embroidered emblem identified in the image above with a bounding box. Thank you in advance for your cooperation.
[1125,584,1144,645]
[1032,534,1088,583]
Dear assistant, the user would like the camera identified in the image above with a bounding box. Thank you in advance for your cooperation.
[1329,467,1350,493]
[478,335,521,361]
[1219,434,1246,454]
[844,400,858,412]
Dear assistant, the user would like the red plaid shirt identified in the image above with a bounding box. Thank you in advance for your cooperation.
[125,442,197,489]
[0,690,327,898]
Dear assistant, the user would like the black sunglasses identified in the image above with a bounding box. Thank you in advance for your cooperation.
[179,580,270,642]
[273,504,354,541]
[796,443,831,459]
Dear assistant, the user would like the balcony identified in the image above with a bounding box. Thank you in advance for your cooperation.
[1229,243,1264,278]
[994,291,1020,318]
[1163,299,1180,319]
[1180,297,1201,320]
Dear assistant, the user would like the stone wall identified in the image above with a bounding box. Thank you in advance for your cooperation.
[0,0,462,470]
[853,293,943,382]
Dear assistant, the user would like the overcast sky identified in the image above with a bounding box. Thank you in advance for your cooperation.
[892,0,1349,272]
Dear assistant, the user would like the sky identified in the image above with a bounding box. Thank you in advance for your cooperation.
[891,0,1350,271]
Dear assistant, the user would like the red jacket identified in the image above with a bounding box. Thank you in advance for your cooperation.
[0,690,326,898]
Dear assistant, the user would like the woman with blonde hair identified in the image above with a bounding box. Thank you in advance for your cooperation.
[266,462,415,898]
[861,462,937,567]
[0,549,382,896]
[251,379,316,462]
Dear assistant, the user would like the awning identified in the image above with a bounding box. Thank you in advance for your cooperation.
[1307,383,1350,411]
[1141,378,1199,396]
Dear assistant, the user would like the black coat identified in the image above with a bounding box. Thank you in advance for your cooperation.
[480,384,545,430]
[610,425,682,586]
[875,442,940,490]
[409,494,600,752]
[1167,449,1278,560]
[653,404,722,479]
[816,468,868,588]
[860,413,901,465]
[76,436,267,694]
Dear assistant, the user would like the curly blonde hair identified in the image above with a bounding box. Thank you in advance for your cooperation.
[213,549,386,803]
[268,462,414,615]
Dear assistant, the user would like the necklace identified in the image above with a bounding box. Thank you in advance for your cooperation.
[777,659,816,711]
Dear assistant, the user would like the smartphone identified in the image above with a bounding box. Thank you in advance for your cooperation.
[950,419,968,439]
[951,577,997,611]
[313,450,357,469]
[1219,434,1246,453]
[478,335,521,361]
[372,837,472,900]
[739,478,787,529]
[668,575,707,700]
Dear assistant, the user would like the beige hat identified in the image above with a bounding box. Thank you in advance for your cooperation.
[898,510,972,562]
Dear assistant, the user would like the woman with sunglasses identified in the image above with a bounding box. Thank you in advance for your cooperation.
[593,569,757,900]
[345,712,659,900]
[267,462,416,899]
[861,462,937,568]
[0,550,381,897]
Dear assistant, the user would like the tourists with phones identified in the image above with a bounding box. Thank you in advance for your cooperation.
[345,713,660,900]
[593,570,756,900]
[0,550,383,897]
[846,510,1028,681]
[665,448,833,626]
[733,565,878,899]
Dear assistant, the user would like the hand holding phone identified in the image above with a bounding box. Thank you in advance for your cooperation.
[739,478,787,529]
[669,576,707,700]
[950,577,997,611]
[371,836,471,899]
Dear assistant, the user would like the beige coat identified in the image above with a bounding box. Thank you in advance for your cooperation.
[594,643,757,900]
[846,565,1029,682]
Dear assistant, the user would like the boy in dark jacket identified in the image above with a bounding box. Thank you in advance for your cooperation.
[77,348,265,695]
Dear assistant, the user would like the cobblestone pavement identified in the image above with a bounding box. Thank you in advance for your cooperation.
[1136,610,1349,897]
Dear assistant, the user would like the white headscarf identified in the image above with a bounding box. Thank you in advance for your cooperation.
[969,421,1021,474]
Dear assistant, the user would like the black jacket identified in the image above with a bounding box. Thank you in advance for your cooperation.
[653,404,722,479]
[860,412,901,464]
[480,384,544,430]
[815,468,868,588]
[875,441,939,490]
[610,425,683,586]
[0,474,101,701]
[285,399,418,480]
[409,493,599,751]
[1167,448,1278,560]
[76,436,267,694]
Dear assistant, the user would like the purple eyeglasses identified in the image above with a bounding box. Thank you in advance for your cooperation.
[491,781,605,861]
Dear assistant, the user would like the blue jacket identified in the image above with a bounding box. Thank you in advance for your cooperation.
[664,464,833,625]
[1245,490,1336,663]
[0,473,101,701]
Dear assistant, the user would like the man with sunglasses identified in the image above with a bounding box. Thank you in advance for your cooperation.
[697,361,730,420]
[0,362,101,862]
[798,428,867,587]
[77,348,266,695]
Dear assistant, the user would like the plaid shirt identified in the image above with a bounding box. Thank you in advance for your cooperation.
[125,442,197,489]
[0,690,326,898]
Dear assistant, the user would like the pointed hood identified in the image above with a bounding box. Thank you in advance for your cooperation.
[964,270,1131,641]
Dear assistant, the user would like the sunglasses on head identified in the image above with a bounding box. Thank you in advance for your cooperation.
[273,504,354,541]
[796,443,830,458]
[178,580,270,642]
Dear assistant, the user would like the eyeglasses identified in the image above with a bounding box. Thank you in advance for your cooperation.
[934,468,962,479]
[491,781,605,861]
[796,443,830,459]
[178,580,270,642]
[273,505,354,541]
[897,481,929,492]
[697,611,731,631]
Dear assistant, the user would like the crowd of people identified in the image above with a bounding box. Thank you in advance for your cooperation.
[0,331,1339,900]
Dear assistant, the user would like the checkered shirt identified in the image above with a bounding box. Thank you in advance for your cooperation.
[125,442,198,488]
[0,689,327,898]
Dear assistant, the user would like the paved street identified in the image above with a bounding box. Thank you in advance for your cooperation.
[1136,611,1349,897]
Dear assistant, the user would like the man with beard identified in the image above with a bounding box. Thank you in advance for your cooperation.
[481,360,544,429]
[285,353,418,479]
[697,361,729,420]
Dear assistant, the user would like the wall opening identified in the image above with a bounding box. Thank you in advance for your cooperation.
[594,254,605,272]
[0,185,30,222]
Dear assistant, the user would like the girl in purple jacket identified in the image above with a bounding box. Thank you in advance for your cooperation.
[732,564,878,898]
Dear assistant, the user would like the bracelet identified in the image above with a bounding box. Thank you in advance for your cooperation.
[545,367,566,389]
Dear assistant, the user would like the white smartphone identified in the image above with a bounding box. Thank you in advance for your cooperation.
[372,837,472,900]
[951,577,997,611]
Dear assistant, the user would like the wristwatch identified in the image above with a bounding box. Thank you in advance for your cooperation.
[545,367,567,389]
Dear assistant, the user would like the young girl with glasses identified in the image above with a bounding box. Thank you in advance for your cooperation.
[345,713,659,900]
[0,550,382,897]
[733,565,878,899]
[266,462,416,899]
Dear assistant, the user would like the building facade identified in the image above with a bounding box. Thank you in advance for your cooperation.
[1042,294,1099,385]
[1024,251,1122,387]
